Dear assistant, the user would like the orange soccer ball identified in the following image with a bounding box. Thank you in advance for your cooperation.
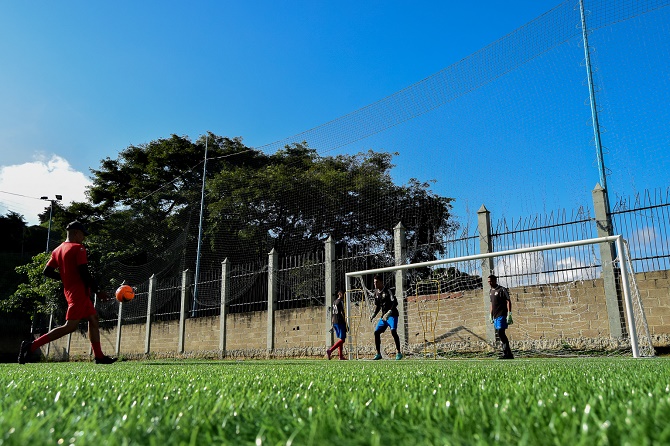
[115,284,135,302]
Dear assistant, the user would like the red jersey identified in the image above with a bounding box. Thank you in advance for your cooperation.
[47,242,90,304]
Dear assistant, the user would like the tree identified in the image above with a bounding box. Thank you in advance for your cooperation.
[0,212,52,309]
[51,133,455,288]
[207,143,456,264]
[0,211,27,253]
[1,252,64,318]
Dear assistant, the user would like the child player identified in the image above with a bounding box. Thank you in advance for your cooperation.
[326,290,348,360]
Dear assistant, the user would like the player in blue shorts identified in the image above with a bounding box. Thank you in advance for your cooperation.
[326,290,348,360]
[369,274,403,360]
[488,274,514,359]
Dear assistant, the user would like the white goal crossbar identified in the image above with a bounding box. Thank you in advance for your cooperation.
[345,235,643,358]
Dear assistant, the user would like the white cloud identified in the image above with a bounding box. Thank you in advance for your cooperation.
[0,155,91,225]
[631,226,658,248]
[493,251,545,287]
[493,250,599,287]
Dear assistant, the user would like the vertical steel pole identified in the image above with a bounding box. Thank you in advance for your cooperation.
[192,135,208,317]
[579,0,608,191]
[616,236,640,358]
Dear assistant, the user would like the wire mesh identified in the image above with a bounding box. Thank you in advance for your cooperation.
[227,261,268,314]
[611,187,670,272]
[276,251,326,310]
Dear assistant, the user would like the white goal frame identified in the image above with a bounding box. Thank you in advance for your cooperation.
[345,235,646,358]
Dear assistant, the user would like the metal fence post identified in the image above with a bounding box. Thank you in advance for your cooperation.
[267,249,278,355]
[178,269,192,354]
[593,184,625,338]
[478,204,495,342]
[394,222,408,347]
[219,258,230,357]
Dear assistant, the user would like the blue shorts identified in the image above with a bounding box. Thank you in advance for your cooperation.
[333,322,347,340]
[494,316,508,330]
[375,315,398,332]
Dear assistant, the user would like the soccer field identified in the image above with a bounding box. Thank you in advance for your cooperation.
[2,358,669,445]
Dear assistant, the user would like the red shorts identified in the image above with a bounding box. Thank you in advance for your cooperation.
[66,297,97,320]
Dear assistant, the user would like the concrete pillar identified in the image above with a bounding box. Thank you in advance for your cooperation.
[592,183,625,338]
[267,249,278,355]
[178,269,192,353]
[324,236,335,347]
[116,301,123,355]
[478,204,495,342]
[145,274,156,355]
[219,258,230,356]
[394,222,408,347]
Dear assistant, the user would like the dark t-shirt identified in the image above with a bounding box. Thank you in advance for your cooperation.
[490,285,510,318]
[331,297,346,325]
[373,286,399,318]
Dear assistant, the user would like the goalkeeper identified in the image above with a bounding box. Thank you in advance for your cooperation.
[369,274,403,360]
[488,274,514,359]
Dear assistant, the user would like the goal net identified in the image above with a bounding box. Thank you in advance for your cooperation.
[345,235,654,359]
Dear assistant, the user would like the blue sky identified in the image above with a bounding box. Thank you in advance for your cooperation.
[0,0,667,227]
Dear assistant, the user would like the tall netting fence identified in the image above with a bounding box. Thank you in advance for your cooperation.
[227,262,268,314]
[492,208,600,285]
[41,0,666,359]
[191,267,222,318]
[611,187,670,272]
[253,0,670,228]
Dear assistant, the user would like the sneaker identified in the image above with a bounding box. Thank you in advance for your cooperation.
[18,340,32,364]
[338,355,348,360]
[395,353,403,360]
[94,356,118,365]
[372,353,382,360]
[326,349,332,360]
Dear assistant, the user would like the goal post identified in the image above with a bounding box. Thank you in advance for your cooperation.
[345,235,654,359]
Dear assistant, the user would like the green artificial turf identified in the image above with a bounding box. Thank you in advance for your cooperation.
[2,358,669,445]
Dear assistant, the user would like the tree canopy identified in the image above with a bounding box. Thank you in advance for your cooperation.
[6,133,457,314]
[72,133,456,272]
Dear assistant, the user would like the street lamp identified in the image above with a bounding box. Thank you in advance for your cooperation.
[41,195,62,253]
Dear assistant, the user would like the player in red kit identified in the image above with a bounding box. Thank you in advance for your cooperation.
[18,221,117,364]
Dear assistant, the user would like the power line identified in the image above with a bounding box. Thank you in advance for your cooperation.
[0,190,43,200]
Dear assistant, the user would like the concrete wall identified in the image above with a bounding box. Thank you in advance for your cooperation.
[637,270,670,340]
[184,316,220,352]
[275,306,325,350]
[226,311,266,353]
[120,323,147,354]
